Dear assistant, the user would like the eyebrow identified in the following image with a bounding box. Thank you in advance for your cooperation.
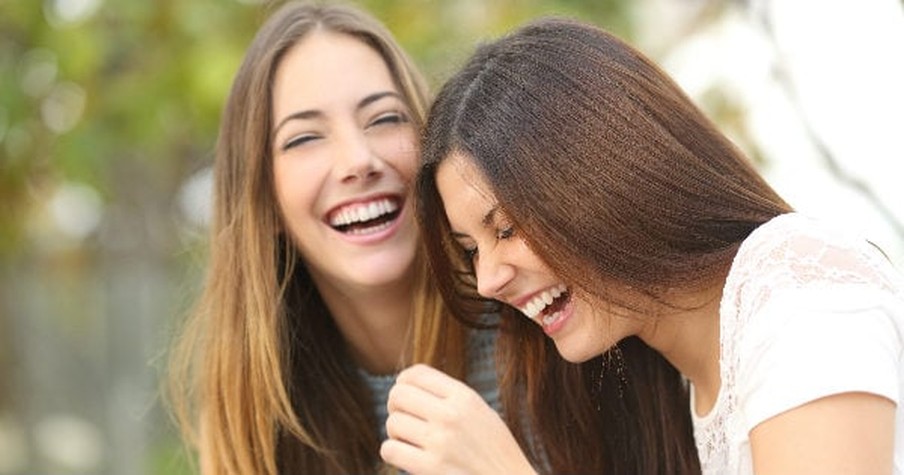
[481,205,500,226]
[449,205,500,239]
[271,91,402,141]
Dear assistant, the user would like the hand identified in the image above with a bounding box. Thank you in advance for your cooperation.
[380,364,537,475]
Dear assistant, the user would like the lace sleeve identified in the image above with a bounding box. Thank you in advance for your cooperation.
[724,213,903,321]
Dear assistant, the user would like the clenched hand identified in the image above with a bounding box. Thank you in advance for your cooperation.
[380,364,537,475]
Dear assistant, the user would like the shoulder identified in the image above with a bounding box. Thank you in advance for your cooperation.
[719,213,904,364]
[727,213,903,298]
[723,215,904,434]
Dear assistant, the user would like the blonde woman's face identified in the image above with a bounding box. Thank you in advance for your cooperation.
[271,31,419,293]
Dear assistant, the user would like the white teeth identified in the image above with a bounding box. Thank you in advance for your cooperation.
[345,220,393,235]
[518,284,567,320]
[542,311,562,326]
[329,198,399,227]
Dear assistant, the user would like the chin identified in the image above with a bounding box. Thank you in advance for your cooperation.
[351,267,413,288]
[347,250,418,287]
[553,341,601,364]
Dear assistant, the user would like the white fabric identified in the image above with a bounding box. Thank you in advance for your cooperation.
[692,213,904,475]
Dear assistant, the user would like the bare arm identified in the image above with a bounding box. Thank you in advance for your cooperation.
[380,364,537,475]
[749,391,895,475]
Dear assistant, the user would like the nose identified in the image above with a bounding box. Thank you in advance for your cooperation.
[338,131,382,184]
[474,248,515,299]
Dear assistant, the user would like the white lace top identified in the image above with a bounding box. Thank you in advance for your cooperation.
[692,213,904,474]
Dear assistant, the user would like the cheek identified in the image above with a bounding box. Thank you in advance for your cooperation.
[272,156,327,216]
[514,239,549,271]
[374,128,418,180]
[579,297,635,348]
[396,147,418,182]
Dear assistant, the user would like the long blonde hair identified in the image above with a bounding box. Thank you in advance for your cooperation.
[167,2,468,474]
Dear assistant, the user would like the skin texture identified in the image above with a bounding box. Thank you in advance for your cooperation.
[749,392,894,475]
[271,30,419,372]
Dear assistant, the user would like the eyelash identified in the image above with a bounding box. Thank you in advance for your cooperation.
[369,111,408,128]
[460,226,515,263]
[497,226,515,240]
[282,134,319,151]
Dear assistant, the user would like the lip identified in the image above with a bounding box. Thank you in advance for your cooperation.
[323,192,408,244]
[539,297,574,336]
[511,284,573,336]
[510,287,554,311]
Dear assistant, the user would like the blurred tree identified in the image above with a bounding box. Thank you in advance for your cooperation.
[1,1,279,473]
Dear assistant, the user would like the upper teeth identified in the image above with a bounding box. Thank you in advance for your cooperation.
[519,284,567,320]
[330,198,398,227]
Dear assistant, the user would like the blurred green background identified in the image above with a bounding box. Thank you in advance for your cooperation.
[2,0,902,473]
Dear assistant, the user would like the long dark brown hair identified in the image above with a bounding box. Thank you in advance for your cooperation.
[416,17,792,474]
[167,2,470,474]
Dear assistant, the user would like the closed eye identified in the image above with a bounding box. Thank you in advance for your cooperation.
[451,236,479,267]
[282,133,320,151]
[451,225,513,269]
[368,111,408,129]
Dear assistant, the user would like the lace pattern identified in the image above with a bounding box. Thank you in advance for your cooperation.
[694,213,904,475]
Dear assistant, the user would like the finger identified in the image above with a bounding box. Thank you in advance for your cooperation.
[396,364,470,398]
[385,410,431,448]
[387,377,445,419]
[380,438,433,475]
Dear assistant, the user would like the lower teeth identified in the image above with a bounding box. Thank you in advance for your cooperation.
[346,220,392,235]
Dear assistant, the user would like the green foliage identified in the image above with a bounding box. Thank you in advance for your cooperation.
[0,0,265,257]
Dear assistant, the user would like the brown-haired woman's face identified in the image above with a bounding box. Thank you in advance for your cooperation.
[435,152,642,362]
[271,31,420,292]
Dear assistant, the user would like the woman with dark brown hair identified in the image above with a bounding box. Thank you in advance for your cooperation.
[382,17,904,475]
[166,2,501,474]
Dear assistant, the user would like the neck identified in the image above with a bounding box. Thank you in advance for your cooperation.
[637,281,725,415]
[315,274,416,375]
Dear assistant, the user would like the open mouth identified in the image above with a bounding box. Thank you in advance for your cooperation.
[327,196,402,236]
[519,284,571,326]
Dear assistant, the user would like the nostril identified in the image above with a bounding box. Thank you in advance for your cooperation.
[342,170,370,182]
[476,259,516,300]
[342,163,381,183]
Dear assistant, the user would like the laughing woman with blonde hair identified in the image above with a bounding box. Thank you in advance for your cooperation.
[166,2,500,473]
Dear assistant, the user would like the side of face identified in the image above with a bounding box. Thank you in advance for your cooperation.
[270,30,419,293]
[435,152,635,362]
